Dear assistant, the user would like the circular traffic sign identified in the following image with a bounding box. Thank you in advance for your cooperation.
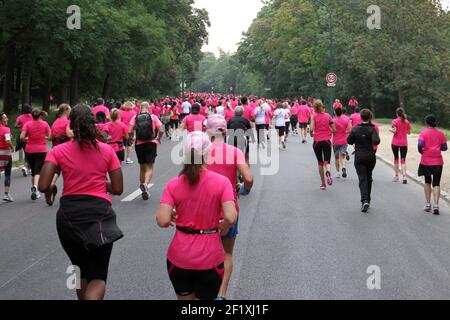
[326,72,337,84]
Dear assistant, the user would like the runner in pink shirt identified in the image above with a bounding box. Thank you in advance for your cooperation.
[14,104,33,176]
[120,101,137,164]
[350,107,362,127]
[181,104,206,132]
[224,103,235,122]
[38,104,123,300]
[290,103,299,135]
[205,115,253,300]
[298,102,311,144]
[157,131,237,300]
[389,108,411,184]
[333,99,343,110]
[332,108,352,179]
[92,98,110,118]
[106,109,129,163]
[418,115,448,215]
[20,109,51,200]
[310,100,336,190]
[0,112,14,202]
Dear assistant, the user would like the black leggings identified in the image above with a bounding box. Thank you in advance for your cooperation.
[313,141,332,165]
[291,116,298,131]
[2,157,12,187]
[26,152,47,176]
[255,124,266,144]
[392,145,408,162]
[355,152,377,203]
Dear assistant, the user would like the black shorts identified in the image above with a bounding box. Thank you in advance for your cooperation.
[167,260,224,300]
[116,150,125,162]
[26,152,47,176]
[285,122,290,133]
[170,119,179,129]
[276,126,285,137]
[392,145,408,161]
[299,123,308,129]
[313,141,332,165]
[135,142,157,165]
[290,115,298,127]
[418,165,443,187]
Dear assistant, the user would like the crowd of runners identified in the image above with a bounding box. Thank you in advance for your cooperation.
[0,93,448,300]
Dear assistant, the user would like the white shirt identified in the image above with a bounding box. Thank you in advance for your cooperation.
[274,109,287,127]
[182,101,191,114]
[216,106,225,116]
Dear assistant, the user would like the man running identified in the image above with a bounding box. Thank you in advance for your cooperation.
[298,100,311,144]
[0,112,14,202]
[227,106,254,164]
[129,102,163,200]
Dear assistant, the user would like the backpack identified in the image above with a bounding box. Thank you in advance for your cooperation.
[136,113,157,140]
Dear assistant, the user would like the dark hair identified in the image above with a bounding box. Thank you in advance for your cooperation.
[70,104,99,150]
[22,104,32,114]
[96,111,106,124]
[180,148,205,185]
[31,109,46,120]
[192,103,200,114]
[0,112,6,120]
[360,109,373,122]
[425,115,437,128]
[335,108,343,117]
[241,97,248,105]
[396,108,407,123]
[97,98,104,106]
[355,107,361,113]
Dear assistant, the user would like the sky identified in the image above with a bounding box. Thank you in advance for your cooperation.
[194,0,264,56]
[195,0,450,57]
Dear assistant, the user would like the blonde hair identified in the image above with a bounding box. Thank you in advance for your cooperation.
[313,100,325,113]
[122,101,134,111]
[111,108,120,122]
[57,104,71,117]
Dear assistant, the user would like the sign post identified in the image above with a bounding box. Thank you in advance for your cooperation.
[326,72,337,114]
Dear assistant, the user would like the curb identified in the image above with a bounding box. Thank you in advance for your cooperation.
[376,153,450,205]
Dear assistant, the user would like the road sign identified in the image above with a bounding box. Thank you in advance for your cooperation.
[326,72,337,85]
[327,83,336,87]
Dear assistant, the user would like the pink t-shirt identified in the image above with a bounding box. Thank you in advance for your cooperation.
[419,128,447,166]
[106,121,128,152]
[171,106,181,120]
[182,114,206,132]
[391,118,411,147]
[153,107,162,119]
[119,109,136,129]
[224,109,235,122]
[52,117,70,142]
[298,105,311,123]
[129,113,162,145]
[16,114,33,128]
[333,102,343,110]
[242,105,254,122]
[313,112,333,142]
[161,170,235,270]
[207,143,246,211]
[350,113,362,127]
[333,116,351,145]
[0,125,12,150]
[96,123,109,135]
[22,120,51,153]
[92,105,110,117]
[373,122,380,151]
[45,141,121,204]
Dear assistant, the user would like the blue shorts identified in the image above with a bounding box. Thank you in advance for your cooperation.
[222,217,239,241]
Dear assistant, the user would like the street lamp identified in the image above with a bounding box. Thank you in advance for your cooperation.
[312,0,335,114]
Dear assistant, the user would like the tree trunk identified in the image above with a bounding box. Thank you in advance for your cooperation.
[3,42,18,113]
[56,78,69,105]
[102,73,110,100]
[398,88,406,110]
[69,60,79,106]
[42,74,51,112]
[21,49,34,106]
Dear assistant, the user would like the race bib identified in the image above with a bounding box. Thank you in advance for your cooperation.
[4,133,11,141]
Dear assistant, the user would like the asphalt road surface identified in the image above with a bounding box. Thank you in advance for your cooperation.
[1,132,450,300]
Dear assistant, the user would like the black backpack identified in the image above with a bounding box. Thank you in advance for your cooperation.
[136,113,157,140]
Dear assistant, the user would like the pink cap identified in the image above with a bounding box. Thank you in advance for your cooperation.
[206,114,227,134]
[185,131,211,157]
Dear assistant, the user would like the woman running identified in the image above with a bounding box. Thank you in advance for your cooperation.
[38,104,124,300]
[47,104,73,206]
[333,107,352,179]
[20,109,51,200]
[290,102,299,136]
[298,101,311,144]
[224,103,235,122]
[106,109,129,163]
[310,100,336,190]
[418,115,448,215]
[156,131,237,300]
[347,109,381,213]
[14,104,33,177]
[254,100,267,148]
[170,102,181,140]
[119,101,137,164]
[273,103,287,150]
[283,102,291,142]
[161,103,172,139]
[0,112,14,202]
[390,108,411,184]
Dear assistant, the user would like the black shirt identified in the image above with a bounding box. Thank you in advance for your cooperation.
[347,123,381,153]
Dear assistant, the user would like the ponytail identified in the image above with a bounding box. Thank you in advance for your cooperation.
[57,104,71,118]
[180,148,205,185]
[110,108,120,122]
[31,109,46,120]
[396,108,407,123]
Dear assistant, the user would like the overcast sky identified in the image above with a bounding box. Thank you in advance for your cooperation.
[195,0,450,57]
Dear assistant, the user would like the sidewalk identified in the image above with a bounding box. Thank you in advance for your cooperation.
[376,124,450,199]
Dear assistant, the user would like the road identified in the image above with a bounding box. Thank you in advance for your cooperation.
[1,132,450,300]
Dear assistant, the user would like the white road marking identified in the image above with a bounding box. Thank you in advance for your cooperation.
[121,184,154,202]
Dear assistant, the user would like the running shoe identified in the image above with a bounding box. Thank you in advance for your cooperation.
[320,184,326,191]
[393,176,400,183]
[21,167,28,177]
[302,140,306,144]
[216,296,226,301]
[282,141,286,149]
[424,204,432,213]
[27,168,32,175]
[342,168,347,178]
[140,183,149,201]
[361,201,370,213]
[335,173,341,179]
[31,186,38,201]
[403,178,407,185]
[3,193,14,203]
[125,158,134,164]
[326,171,333,186]
[433,206,440,215]
[345,152,350,161]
